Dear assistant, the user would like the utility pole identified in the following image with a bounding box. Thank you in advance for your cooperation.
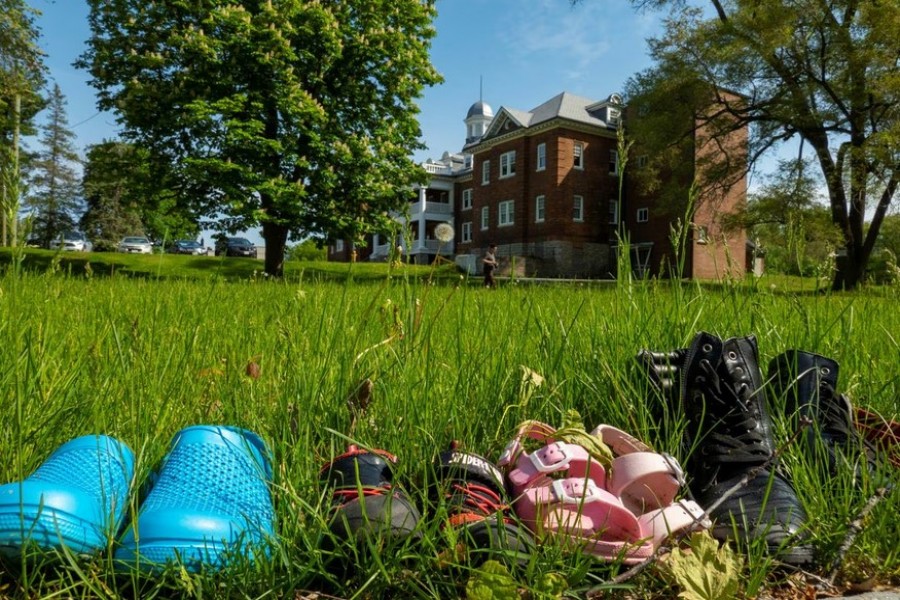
[8,92,21,246]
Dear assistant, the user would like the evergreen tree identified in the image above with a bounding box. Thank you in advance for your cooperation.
[24,84,82,246]
[80,141,146,251]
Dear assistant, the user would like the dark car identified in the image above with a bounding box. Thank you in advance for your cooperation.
[168,240,206,255]
[216,237,257,258]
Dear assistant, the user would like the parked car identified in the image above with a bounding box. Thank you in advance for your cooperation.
[216,237,257,258]
[117,236,153,254]
[168,239,206,255]
[49,231,93,252]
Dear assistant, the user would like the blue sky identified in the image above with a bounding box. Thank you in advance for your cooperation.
[30,0,665,242]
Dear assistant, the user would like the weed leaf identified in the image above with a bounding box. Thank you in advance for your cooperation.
[663,531,742,600]
[465,560,519,600]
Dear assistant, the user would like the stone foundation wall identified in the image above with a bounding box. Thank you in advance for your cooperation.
[477,241,612,278]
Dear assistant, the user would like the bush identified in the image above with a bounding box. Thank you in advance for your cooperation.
[286,239,327,261]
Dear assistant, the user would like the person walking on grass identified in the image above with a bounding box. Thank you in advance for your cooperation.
[483,243,499,288]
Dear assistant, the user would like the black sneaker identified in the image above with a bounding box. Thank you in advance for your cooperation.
[433,443,532,565]
[320,445,420,541]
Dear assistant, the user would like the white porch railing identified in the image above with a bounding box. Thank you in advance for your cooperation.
[423,163,453,175]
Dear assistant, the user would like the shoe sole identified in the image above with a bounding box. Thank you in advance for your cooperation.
[0,500,104,555]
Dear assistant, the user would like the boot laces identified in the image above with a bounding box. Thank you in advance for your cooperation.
[819,384,880,467]
[818,382,853,442]
[694,359,770,465]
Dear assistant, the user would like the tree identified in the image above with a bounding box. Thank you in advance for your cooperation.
[614,0,900,290]
[1,0,46,246]
[80,141,148,250]
[78,0,442,276]
[81,141,199,249]
[725,159,843,275]
[24,84,82,247]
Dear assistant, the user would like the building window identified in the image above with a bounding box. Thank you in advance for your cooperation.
[536,143,546,171]
[637,155,649,168]
[481,206,489,230]
[335,240,344,252]
[573,195,584,222]
[637,207,649,223]
[498,200,515,227]
[608,199,619,225]
[535,195,545,223]
[499,151,516,178]
[573,142,584,169]
[607,107,620,126]
[609,150,618,175]
[482,160,490,184]
[461,222,472,242]
[462,188,473,210]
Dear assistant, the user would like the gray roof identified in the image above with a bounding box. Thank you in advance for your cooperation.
[528,92,610,127]
[486,91,613,138]
[466,100,494,119]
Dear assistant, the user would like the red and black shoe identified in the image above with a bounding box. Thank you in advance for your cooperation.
[320,445,421,541]
[433,443,533,564]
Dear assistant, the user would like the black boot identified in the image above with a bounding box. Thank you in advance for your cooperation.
[637,348,687,400]
[649,332,814,564]
[768,350,878,480]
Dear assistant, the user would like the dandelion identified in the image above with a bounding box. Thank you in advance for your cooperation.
[435,222,454,243]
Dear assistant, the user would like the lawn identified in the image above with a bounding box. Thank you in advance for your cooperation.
[0,254,898,599]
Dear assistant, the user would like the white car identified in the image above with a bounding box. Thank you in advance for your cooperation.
[49,231,93,252]
[117,236,153,254]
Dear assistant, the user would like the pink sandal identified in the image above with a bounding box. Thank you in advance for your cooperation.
[499,421,709,564]
[591,424,709,547]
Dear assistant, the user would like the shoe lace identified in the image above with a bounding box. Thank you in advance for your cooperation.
[331,484,392,505]
[693,359,771,466]
[818,382,853,442]
[819,385,880,470]
[450,482,507,516]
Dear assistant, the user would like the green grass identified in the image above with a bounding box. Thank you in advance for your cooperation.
[0,248,462,283]
[0,261,898,598]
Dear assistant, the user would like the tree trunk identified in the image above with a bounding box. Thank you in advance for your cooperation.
[831,249,866,291]
[262,220,287,278]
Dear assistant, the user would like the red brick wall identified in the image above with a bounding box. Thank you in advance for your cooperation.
[690,99,749,279]
[470,128,618,250]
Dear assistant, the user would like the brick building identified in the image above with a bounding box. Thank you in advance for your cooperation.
[329,91,749,279]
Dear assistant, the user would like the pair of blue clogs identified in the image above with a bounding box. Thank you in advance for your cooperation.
[0,425,274,572]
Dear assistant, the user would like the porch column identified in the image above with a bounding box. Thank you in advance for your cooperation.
[418,215,426,249]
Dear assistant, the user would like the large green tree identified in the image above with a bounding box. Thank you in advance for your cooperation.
[616,0,900,290]
[78,0,442,276]
[24,84,82,247]
[1,0,46,246]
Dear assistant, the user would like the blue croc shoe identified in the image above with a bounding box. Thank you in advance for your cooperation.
[0,435,135,556]
[115,425,275,572]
